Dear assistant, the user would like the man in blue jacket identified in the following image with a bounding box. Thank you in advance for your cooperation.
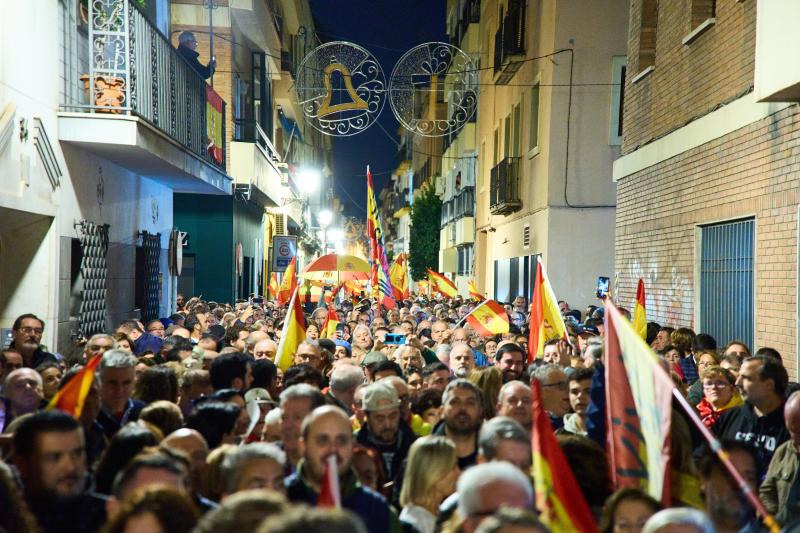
[285,405,401,533]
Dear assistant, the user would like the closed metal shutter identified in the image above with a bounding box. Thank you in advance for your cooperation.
[140,231,161,323]
[78,221,110,337]
[699,218,754,349]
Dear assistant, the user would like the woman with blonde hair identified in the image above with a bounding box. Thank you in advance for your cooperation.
[467,366,503,419]
[399,436,460,533]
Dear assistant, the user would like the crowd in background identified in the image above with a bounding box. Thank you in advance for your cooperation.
[0,290,798,533]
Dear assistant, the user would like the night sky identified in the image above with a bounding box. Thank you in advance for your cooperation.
[308,0,446,216]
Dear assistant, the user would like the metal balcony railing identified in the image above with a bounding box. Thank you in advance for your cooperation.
[440,186,475,227]
[490,158,522,215]
[449,0,481,47]
[493,1,526,84]
[79,0,226,170]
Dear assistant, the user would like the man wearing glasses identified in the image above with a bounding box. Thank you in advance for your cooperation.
[532,363,571,430]
[9,314,58,369]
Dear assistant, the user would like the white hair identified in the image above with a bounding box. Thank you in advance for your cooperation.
[457,461,533,518]
[329,364,365,393]
[642,508,714,533]
[99,349,138,376]
[220,443,286,494]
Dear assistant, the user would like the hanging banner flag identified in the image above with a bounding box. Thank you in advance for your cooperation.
[275,288,307,371]
[527,257,569,362]
[366,166,395,309]
[268,272,279,300]
[531,378,599,532]
[427,269,458,298]
[277,256,298,306]
[465,300,509,337]
[605,300,673,504]
[320,306,340,339]
[633,278,647,340]
[467,279,484,301]
[206,86,224,165]
[47,354,102,418]
[389,253,410,301]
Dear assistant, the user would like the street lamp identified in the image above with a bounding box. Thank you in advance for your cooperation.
[297,167,321,194]
[318,209,333,227]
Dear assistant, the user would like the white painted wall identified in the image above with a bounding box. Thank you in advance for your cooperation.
[0,0,177,352]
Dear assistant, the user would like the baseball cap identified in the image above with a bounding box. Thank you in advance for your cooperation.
[244,387,275,404]
[576,324,600,336]
[362,381,400,412]
[361,351,388,367]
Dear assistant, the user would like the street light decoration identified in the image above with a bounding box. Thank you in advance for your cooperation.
[295,41,386,137]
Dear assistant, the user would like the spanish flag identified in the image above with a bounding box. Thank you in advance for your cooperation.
[275,288,306,371]
[277,256,298,306]
[47,354,102,418]
[468,279,484,301]
[320,306,340,339]
[633,278,647,340]
[318,455,341,508]
[605,300,673,504]
[389,253,410,301]
[532,378,599,532]
[268,272,279,300]
[527,257,568,362]
[427,269,457,299]
[465,300,509,337]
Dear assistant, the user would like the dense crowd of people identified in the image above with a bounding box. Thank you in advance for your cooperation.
[0,291,798,532]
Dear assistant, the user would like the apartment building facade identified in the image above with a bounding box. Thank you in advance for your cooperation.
[0,0,234,353]
[473,0,628,309]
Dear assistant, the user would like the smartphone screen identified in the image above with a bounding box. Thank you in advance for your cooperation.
[596,276,610,299]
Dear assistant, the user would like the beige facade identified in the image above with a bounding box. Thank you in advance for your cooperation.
[472,0,627,308]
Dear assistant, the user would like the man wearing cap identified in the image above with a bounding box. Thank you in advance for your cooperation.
[362,351,388,382]
[355,381,417,484]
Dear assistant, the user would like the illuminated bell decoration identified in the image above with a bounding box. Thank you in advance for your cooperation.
[388,42,478,138]
[295,41,386,137]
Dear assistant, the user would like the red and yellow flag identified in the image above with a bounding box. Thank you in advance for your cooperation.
[465,300,509,337]
[277,256,298,306]
[206,86,224,165]
[47,354,101,418]
[633,278,647,340]
[268,272,279,300]
[366,167,395,310]
[427,269,457,299]
[389,253,410,301]
[605,300,673,504]
[320,306,340,339]
[417,279,430,294]
[467,279,484,301]
[531,378,599,532]
[275,288,306,370]
[527,257,568,362]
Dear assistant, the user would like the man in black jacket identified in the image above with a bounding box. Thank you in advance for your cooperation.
[176,31,215,80]
[714,355,789,481]
[12,411,106,533]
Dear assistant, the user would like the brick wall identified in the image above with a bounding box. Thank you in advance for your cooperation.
[623,0,756,154]
[615,105,800,377]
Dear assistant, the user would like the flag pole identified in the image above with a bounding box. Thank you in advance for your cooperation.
[455,299,488,328]
[670,388,780,532]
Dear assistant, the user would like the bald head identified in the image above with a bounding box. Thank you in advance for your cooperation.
[785,392,800,454]
[301,405,351,440]
[162,428,209,492]
[254,338,278,360]
[163,428,208,450]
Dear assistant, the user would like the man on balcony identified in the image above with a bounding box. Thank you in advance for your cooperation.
[176,31,216,81]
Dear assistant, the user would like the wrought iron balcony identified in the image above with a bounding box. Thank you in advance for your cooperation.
[440,186,475,228]
[493,1,526,85]
[490,158,522,215]
[78,0,226,170]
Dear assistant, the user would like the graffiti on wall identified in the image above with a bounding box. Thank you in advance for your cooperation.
[618,243,693,328]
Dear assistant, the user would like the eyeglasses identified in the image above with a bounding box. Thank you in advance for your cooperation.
[17,327,43,335]
[703,381,730,389]
[541,381,568,391]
